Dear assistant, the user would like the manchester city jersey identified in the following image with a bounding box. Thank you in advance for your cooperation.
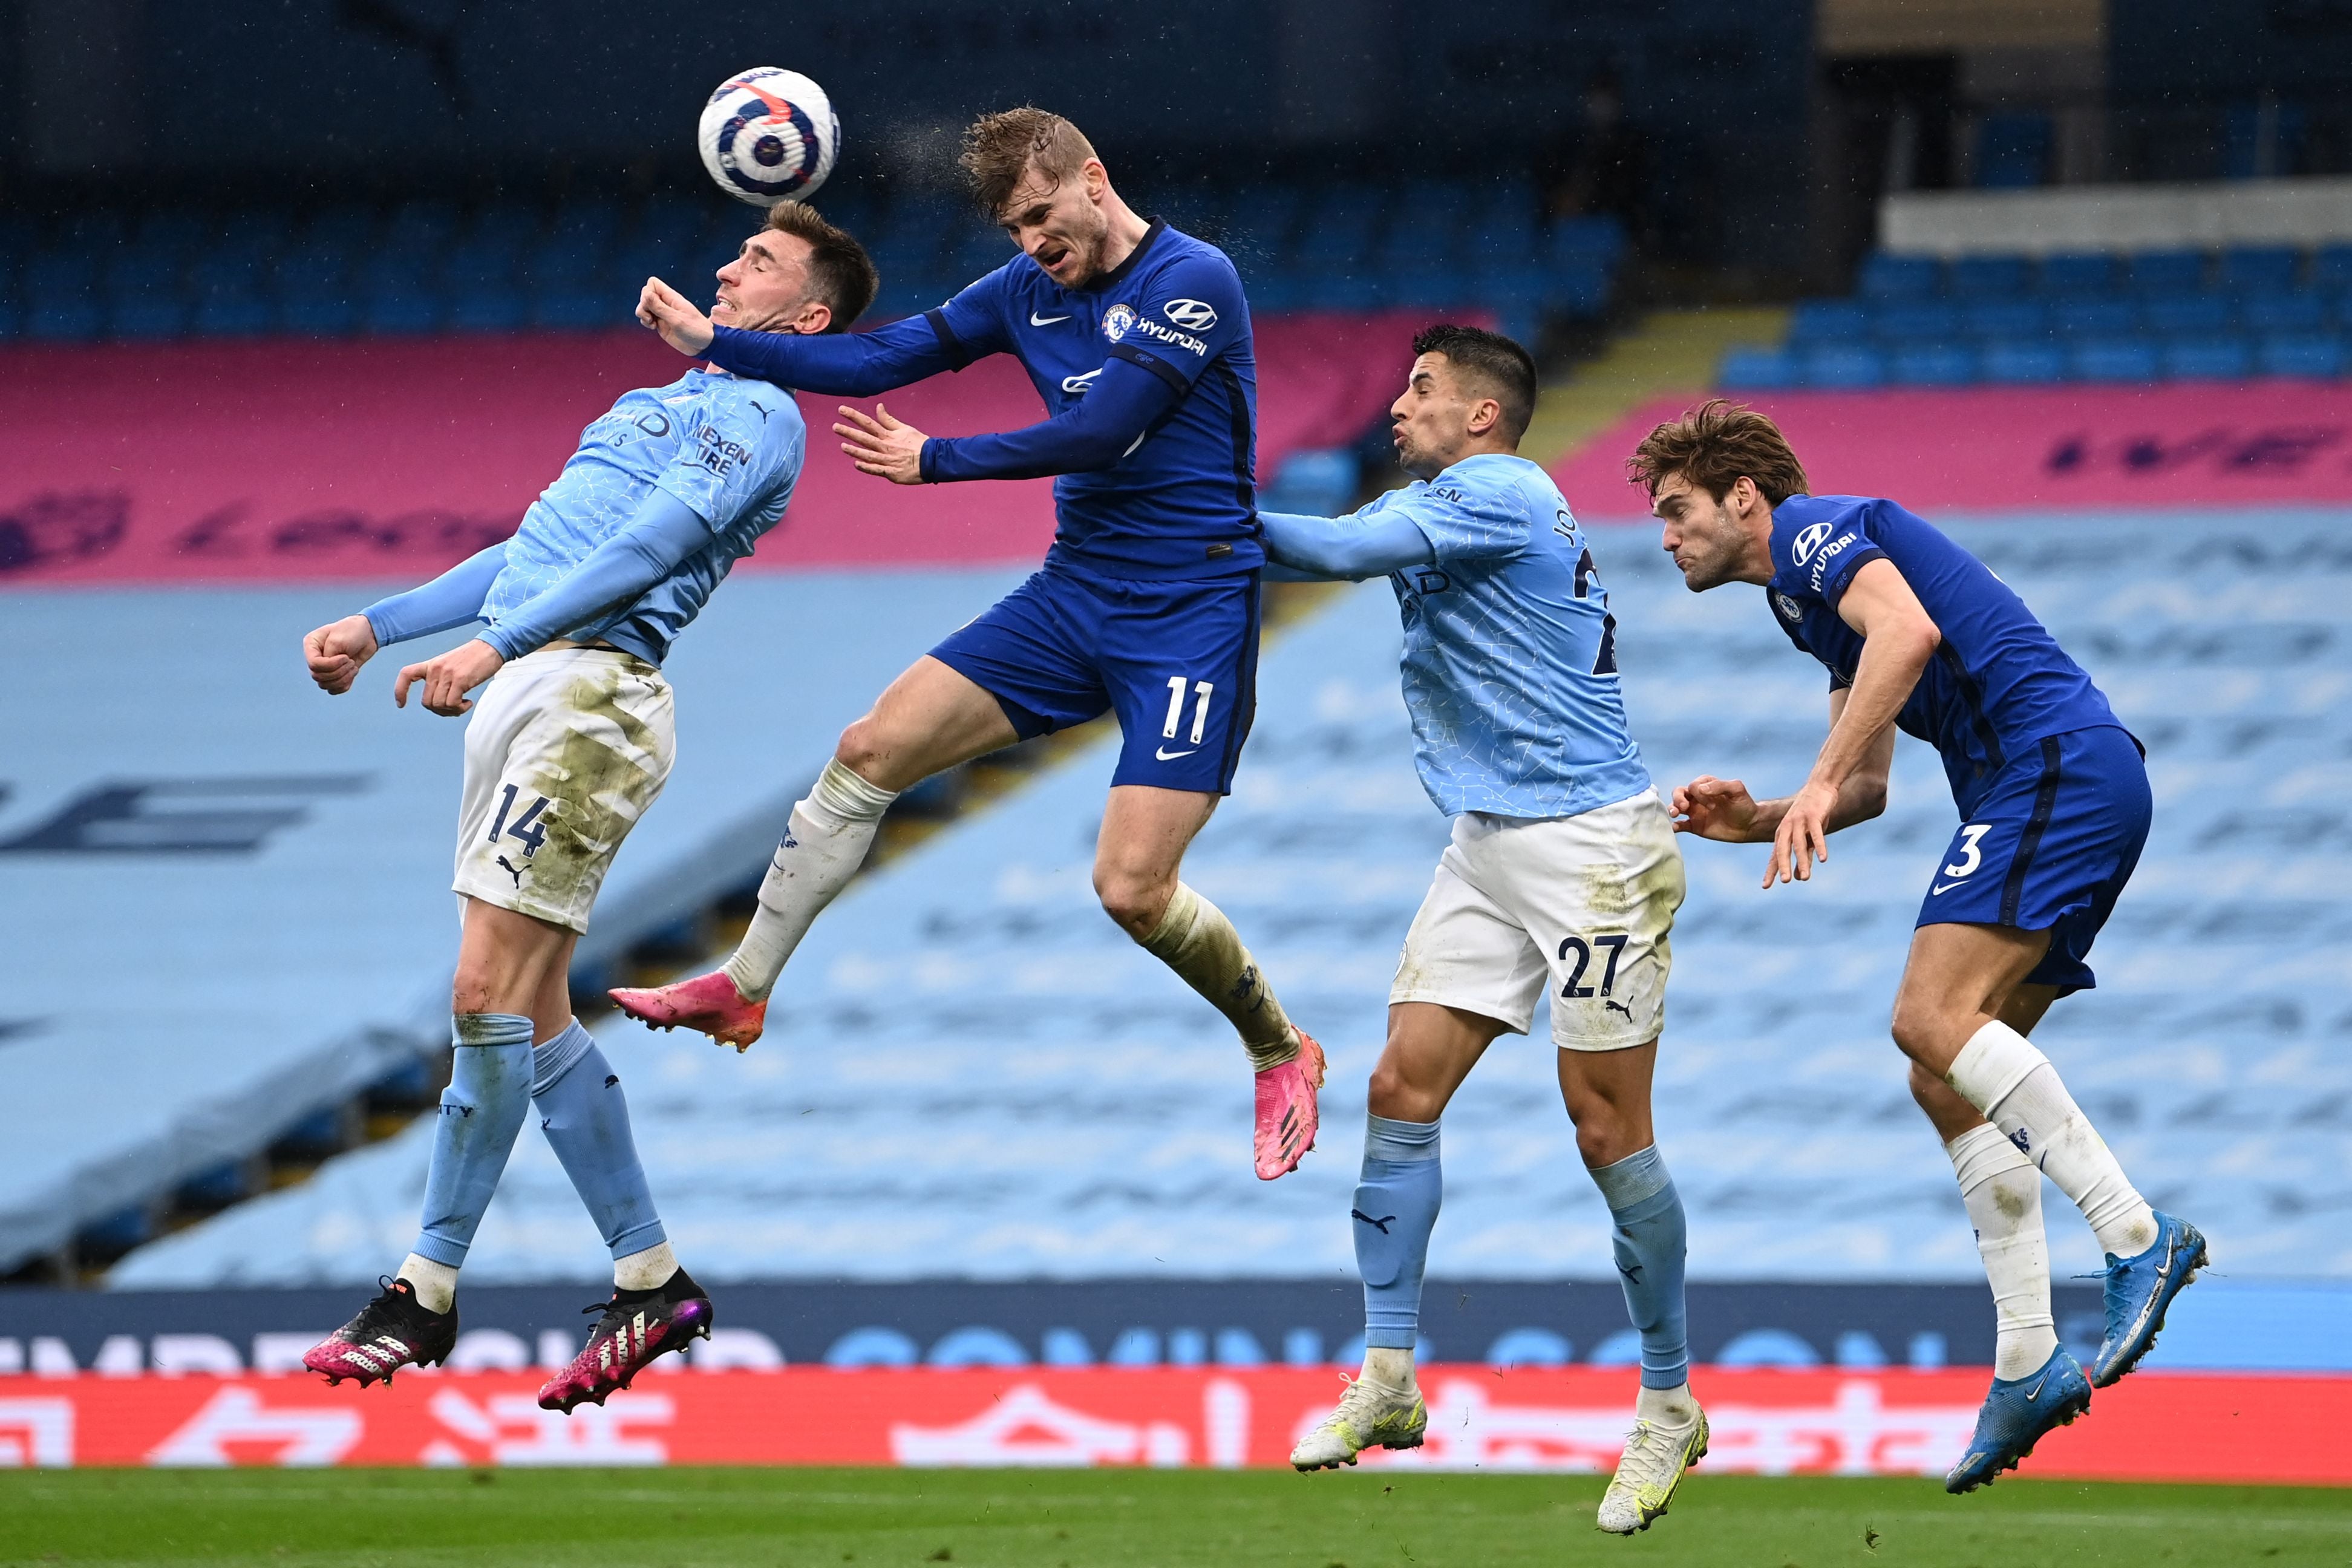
[1764,494,2122,814]
[1339,452,1651,819]
[926,220,1259,580]
[482,368,804,665]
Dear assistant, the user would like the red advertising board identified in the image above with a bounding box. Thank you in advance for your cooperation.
[1554,382,2352,521]
[3,1366,2344,1482]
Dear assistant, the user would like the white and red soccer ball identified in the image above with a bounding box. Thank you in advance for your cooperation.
[698,68,840,207]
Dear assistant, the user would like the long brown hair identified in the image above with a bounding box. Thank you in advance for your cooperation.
[1625,399,1809,505]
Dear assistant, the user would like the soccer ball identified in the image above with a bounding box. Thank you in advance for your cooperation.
[698,68,840,207]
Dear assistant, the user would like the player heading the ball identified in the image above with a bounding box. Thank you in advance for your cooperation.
[621,108,1328,1181]
[1258,327,1704,1537]
[1636,400,2207,1494]
[295,201,880,1406]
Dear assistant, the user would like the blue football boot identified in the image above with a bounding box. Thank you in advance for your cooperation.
[2092,1210,2207,1388]
[1945,1346,2092,1494]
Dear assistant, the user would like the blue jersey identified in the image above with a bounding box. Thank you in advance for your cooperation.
[1356,452,1650,818]
[1765,494,2122,814]
[926,221,1259,580]
[482,368,804,665]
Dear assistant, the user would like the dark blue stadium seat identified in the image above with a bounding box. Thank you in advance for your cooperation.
[1800,342,1885,388]
[1546,216,1625,267]
[106,278,188,339]
[24,250,102,341]
[2257,333,2346,377]
[1858,253,1940,299]
[1948,255,2031,298]
[2161,334,2255,379]
[1717,345,1797,388]
[1980,338,2067,382]
[2220,246,2302,293]
[2052,298,2140,337]
[354,252,442,335]
[2143,294,2236,334]
[1791,299,1869,339]
[2129,249,2208,296]
[276,237,356,336]
[188,246,274,336]
[1961,298,2048,338]
[2243,292,2329,333]
[2315,245,2352,296]
[1976,114,2051,188]
[1873,300,1959,340]
[1887,342,1978,385]
[2070,336,2161,381]
[2036,252,2117,296]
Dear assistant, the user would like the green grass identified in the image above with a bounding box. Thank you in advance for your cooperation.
[4,1468,2347,1568]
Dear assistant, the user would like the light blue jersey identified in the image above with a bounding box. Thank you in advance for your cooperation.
[1357,452,1650,818]
[482,368,805,665]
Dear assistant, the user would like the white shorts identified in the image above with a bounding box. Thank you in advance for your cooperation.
[453,646,676,935]
[1389,788,1686,1051]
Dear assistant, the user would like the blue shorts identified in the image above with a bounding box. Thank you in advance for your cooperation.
[1916,725,2151,994]
[929,565,1262,795]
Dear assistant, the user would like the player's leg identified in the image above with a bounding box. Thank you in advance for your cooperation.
[1292,1000,1503,1471]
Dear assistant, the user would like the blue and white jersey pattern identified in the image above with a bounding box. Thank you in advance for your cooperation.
[1351,452,1651,819]
[482,368,805,665]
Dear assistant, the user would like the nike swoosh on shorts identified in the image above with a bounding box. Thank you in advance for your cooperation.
[1155,746,1198,761]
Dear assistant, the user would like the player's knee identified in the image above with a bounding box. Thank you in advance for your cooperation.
[1905,1057,1947,1109]
[1367,1061,1439,1123]
[833,717,887,780]
[1094,870,1169,939]
[1569,1103,1643,1168]
[1888,999,1955,1067]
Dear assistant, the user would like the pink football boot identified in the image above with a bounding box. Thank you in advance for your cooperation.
[1254,1029,1327,1180]
[537,1270,714,1413]
[609,970,767,1051]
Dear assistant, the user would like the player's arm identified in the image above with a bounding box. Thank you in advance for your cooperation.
[837,355,1182,485]
[1674,687,1899,844]
[1761,556,1938,886]
[1257,508,1434,580]
[391,492,712,717]
[301,541,506,696]
[638,277,992,396]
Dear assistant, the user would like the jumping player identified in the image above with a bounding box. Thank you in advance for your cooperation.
[1635,400,2206,1492]
[622,108,1327,1180]
[1258,328,1702,1536]
[293,201,877,1407]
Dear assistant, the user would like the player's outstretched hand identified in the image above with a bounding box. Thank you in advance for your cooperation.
[636,276,716,356]
[394,638,506,717]
[1766,780,1837,889]
[835,402,929,485]
[1671,776,1762,841]
[303,614,381,696]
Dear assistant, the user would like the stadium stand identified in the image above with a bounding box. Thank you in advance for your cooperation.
[110,508,2352,1293]
[0,182,1625,353]
[1720,241,2352,389]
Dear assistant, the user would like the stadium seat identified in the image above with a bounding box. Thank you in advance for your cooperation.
[2256,332,2346,377]
[23,250,102,341]
[1717,345,1798,388]
[1886,342,1978,385]
[187,247,275,337]
[2069,335,2161,381]
[1961,299,2048,338]
[2220,245,2302,293]
[2051,298,2141,337]
[1857,253,1941,300]
[1799,342,1885,388]
[354,253,443,335]
[1975,113,2051,188]
[2242,292,2330,333]
[2036,252,2118,296]
[1791,299,1870,339]
[2129,249,2209,296]
[275,237,358,336]
[1872,300,1960,341]
[1979,338,2068,382]
[2143,294,2236,335]
[2161,333,2255,379]
[1259,448,1361,515]
[1947,255,2031,298]
[2314,244,2352,296]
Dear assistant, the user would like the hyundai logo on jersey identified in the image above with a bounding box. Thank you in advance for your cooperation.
[1164,298,1219,331]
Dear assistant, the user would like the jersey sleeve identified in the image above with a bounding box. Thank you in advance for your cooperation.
[923,266,1016,370]
[1105,252,1246,394]
[652,385,806,534]
[1804,506,1889,609]
[1395,472,1530,563]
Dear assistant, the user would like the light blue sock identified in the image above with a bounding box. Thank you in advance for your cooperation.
[1355,1115,1442,1350]
[532,1021,667,1260]
[1590,1145,1690,1390]
[412,1013,535,1267]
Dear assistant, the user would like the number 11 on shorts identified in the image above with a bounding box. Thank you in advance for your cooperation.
[1163,676,1215,745]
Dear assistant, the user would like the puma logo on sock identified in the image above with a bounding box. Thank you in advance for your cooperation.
[1351,1209,1397,1233]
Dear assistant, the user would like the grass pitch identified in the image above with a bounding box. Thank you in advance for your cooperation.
[3,1467,2344,1567]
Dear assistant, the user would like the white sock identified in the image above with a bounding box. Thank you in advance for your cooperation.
[723,760,898,1001]
[1634,1381,1699,1427]
[399,1253,459,1315]
[1945,1123,2058,1380]
[613,1240,678,1293]
[1362,1347,1417,1394]
[1947,1021,2158,1259]
[1137,883,1298,1070]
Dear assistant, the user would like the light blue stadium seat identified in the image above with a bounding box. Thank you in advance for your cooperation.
[2257,333,2345,377]
[1948,255,2031,298]
[2070,335,2161,381]
[1799,342,1885,388]
[1887,342,1978,385]
[1858,253,1940,299]
[1979,338,2067,382]
[1717,345,1798,388]
[1260,448,1361,516]
[2129,249,2209,296]
[2161,333,2255,379]
[2037,252,2117,296]
[1791,299,1870,339]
